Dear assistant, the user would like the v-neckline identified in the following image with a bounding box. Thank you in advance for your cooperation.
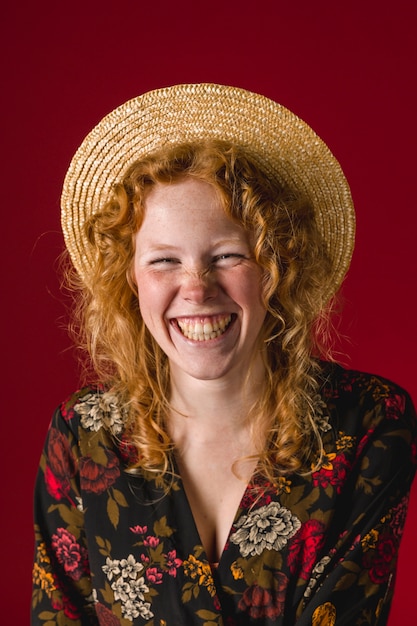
[172,457,261,568]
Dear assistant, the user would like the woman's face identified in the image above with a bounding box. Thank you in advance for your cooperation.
[133,177,267,384]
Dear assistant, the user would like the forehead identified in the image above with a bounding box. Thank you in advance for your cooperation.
[141,178,226,228]
[137,178,249,246]
[144,177,219,210]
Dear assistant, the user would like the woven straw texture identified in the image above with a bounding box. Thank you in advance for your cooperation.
[61,83,355,300]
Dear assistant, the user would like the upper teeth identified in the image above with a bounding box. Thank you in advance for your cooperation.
[177,315,232,341]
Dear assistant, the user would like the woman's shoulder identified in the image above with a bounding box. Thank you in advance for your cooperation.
[57,386,126,434]
[320,360,412,399]
[48,386,130,456]
[319,360,417,436]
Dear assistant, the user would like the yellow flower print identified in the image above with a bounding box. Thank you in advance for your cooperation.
[204,573,217,597]
[183,554,203,578]
[312,601,336,625]
[32,563,56,595]
[231,561,244,580]
[362,529,379,551]
[183,555,216,597]
[336,433,355,452]
[37,542,50,564]
[315,452,336,471]
[276,476,291,494]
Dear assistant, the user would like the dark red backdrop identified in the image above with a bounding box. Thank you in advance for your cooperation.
[2,2,416,624]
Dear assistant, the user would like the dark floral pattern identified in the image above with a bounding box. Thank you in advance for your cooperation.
[79,450,120,494]
[51,528,88,581]
[237,576,288,620]
[32,363,417,625]
[287,519,326,580]
[311,451,351,494]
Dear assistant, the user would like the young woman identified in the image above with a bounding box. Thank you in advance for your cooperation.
[32,84,416,625]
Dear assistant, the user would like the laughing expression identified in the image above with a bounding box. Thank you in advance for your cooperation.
[133,177,267,384]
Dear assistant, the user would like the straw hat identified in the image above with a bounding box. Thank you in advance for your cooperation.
[61,83,355,300]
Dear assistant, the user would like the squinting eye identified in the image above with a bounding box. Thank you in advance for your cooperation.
[213,254,245,264]
[150,258,179,265]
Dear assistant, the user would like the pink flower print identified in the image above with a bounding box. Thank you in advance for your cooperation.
[144,536,160,548]
[130,525,148,534]
[165,550,182,576]
[146,567,163,584]
[51,528,88,581]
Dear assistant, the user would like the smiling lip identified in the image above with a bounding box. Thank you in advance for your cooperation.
[174,314,234,341]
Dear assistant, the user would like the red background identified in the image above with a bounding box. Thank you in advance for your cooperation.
[2,2,416,624]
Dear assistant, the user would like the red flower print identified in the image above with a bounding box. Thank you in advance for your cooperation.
[60,399,76,422]
[240,477,274,510]
[287,519,326,580]
[51,591,81,619]
[95,601,122,624]
[389,497,409,540]
[51,593,64,611]
[45,465,71,502]
[63,597,82,620]
[363,531,397,584]
[146,567,163,584]
[384,393,406,420]
[79,450,120,494]
[51,528,88,581]
[48,428,76,477]
[377,533,396,563]
[238,573,288,619]
[354,428,376,460]
[213,595,221,611]
[312,453,351,494]
[240,489,272,510]
[119,434,139,465]
[45,428,76,502]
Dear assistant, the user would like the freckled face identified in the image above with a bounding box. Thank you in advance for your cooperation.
[133,177,267,383]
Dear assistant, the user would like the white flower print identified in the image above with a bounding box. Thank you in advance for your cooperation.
[137,601,153,620]
[102,555,154,621]
[86,589,98,605]
[230,501,301,558]
[122,599,140,620]
[75,496,84,512]
[75,391,126,434]
[112,576,131,602]
[303,555,332,598]
[313,395,332,433]
[102,556,121,580]
[129,576,149,601]
[120,555,144,580]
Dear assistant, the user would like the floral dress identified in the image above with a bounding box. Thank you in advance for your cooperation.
[32,363,417,625]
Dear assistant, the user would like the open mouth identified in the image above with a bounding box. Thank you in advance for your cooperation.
[175,314,234,341]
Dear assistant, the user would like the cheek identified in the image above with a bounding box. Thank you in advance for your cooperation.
[229,266,265,307]
[136,271,175,319]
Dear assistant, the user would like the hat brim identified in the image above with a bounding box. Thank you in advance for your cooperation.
[61,83,355,301]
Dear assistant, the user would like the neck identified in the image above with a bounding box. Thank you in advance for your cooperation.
[167,357,266,443]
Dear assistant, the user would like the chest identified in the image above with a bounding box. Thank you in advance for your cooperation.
[175,446,259,563]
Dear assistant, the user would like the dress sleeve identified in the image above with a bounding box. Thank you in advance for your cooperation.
[295,384,417,626]
[32,403,98,625]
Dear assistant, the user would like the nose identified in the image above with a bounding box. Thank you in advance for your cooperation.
[180,266,218,304]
